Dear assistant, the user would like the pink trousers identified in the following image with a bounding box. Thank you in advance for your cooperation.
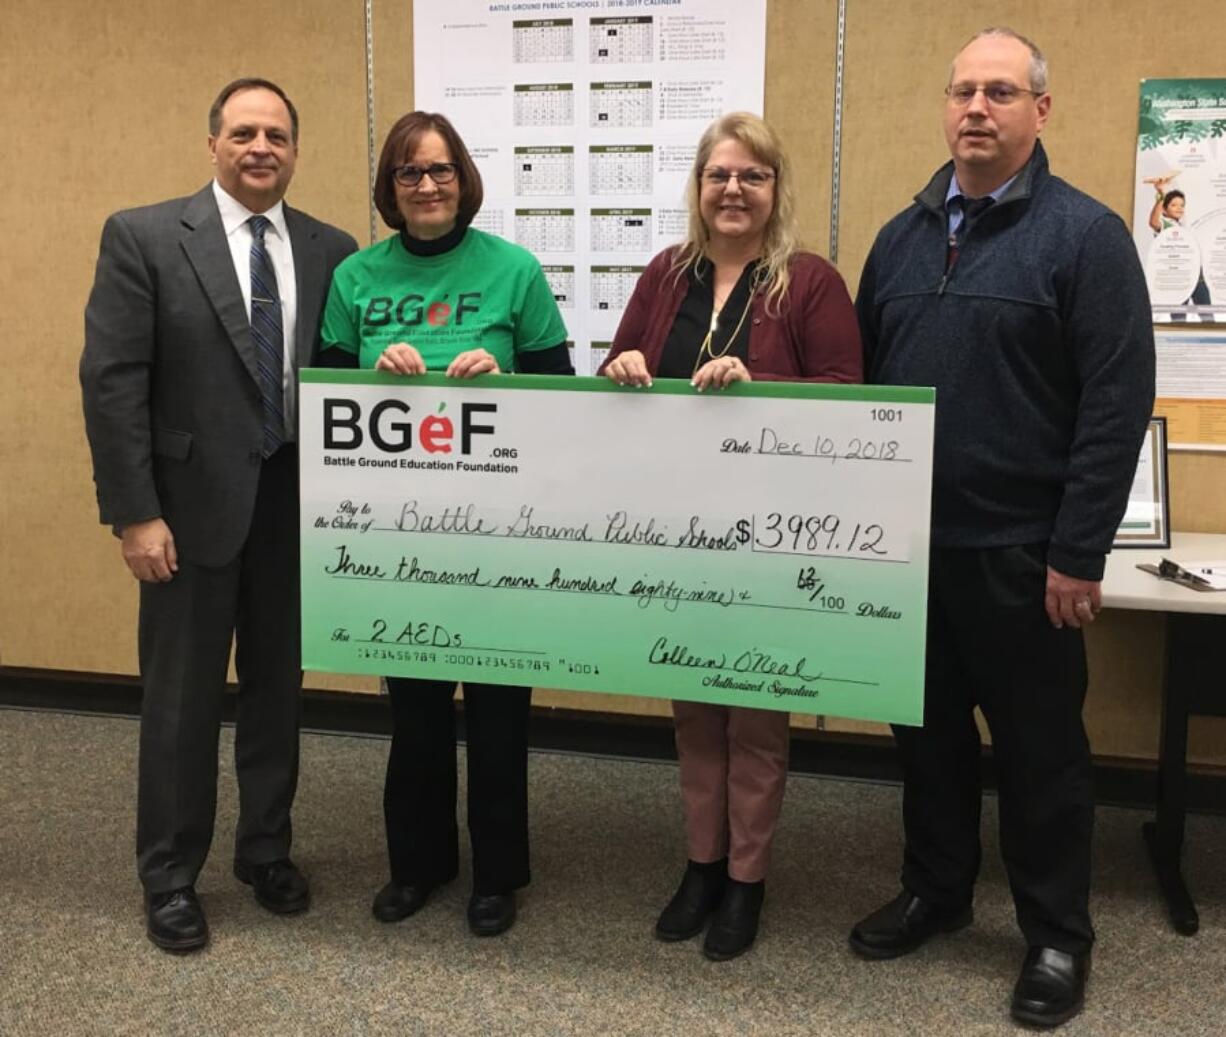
[672,700,791,882]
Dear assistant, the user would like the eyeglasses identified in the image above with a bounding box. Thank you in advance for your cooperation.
[700,167,776,190]
[945,82,1042,106]
[392,162,458,187]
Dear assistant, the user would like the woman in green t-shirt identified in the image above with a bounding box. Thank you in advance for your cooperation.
[319,112,572,938]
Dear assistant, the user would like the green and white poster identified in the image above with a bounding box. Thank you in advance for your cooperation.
[298,373,934,726]
[1134,78,1226,323]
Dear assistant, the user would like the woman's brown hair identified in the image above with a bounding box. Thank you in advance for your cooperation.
[373,111,484,231]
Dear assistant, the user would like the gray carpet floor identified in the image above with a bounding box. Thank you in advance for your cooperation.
[1,708,1224,1036]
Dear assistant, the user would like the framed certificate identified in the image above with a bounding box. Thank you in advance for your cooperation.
[1115,417,1170,548]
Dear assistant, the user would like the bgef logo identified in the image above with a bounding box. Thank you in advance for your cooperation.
[323,399,496,455]
[363,292,481,328]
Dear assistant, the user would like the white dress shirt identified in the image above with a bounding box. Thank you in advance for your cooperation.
[212,180,300,439]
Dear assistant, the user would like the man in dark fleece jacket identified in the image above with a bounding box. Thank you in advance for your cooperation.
[849,28,1154,1030]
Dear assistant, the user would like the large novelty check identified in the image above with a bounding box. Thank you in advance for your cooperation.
[299,372,934,725]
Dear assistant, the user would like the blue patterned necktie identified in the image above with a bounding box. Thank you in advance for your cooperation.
[248,215,285,458]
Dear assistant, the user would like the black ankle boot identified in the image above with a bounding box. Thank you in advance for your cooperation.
[703,879,764,961]
[655,859,727,941]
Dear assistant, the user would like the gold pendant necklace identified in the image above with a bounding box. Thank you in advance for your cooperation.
[693,288,755,375]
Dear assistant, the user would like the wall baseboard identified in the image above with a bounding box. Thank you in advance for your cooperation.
[2,666,1221,814]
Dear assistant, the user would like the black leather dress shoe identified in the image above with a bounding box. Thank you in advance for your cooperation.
[1011,946,1090,1028]
[849,889,972,959]
[655,859,727,942]
[234,858,310,915]
[703,879,764,962]
[146,886,208,952]
[372,881,435,923]
[467,892,516,937]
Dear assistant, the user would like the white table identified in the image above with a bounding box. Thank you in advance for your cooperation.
[1102,531,1226,935]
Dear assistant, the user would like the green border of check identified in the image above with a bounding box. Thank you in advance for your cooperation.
[301,369,935,405]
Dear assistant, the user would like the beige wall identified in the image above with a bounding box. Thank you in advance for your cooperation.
[1,0,1222,765]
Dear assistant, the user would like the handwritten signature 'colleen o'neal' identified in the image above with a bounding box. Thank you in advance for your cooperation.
[647,636,823,684]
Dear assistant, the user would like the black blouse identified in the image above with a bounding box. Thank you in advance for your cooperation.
[656,258,758,379]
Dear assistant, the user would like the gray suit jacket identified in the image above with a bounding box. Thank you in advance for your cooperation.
[81,184,357,566]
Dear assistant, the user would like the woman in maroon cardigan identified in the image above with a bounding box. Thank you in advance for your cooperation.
[601,112,862,961]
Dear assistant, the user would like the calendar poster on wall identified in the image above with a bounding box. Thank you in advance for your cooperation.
[413,0,768,374]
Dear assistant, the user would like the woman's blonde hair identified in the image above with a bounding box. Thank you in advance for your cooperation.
[671,111,801,315]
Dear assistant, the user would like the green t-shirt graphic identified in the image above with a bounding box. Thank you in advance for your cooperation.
[321,228,568,371]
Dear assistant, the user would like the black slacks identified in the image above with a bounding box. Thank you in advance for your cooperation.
[893,544,1094,954]
[383,677,531,895]
[136,445,301,893]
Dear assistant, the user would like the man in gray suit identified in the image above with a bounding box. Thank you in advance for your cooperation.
[80,78,356,952]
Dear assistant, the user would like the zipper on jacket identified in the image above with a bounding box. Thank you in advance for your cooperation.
[939,231,958,295]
